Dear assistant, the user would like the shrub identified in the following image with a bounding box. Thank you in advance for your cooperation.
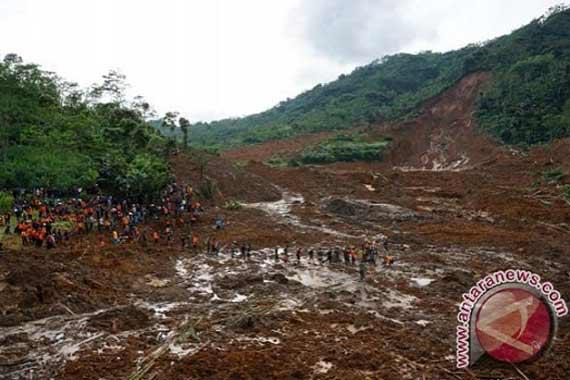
[562,185,570,202]
[0,192,14,214]
[196,178,219,200]
[295,134,390,165]
[223,200,243,210]
[543,168,565,184]
[265,156,289,167]
[121,154,170,202]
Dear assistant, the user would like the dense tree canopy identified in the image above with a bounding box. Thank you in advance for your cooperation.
[0,55,172,199]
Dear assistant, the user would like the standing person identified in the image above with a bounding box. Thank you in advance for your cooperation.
[152,231,160,244]
[369,245,377,265]
[140,228,148,248]
[343,247,350,265]
[322,249,332,265]
[97,216,104,233]
[308,248,315,264]
[274,247,279,262]
[359,260,367,282]
[333,247,340,264]
[282,246,289,264]
[46,234,56,249]
[166,226,175,245]
[206,236,212,254]
[231,241,238,258]
[317,248,324,265]
[296,248,302,265]
[246,242,252,260]
[112,230,120,245]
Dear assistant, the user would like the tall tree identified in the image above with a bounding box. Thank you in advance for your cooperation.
[163,111,179,132]
[89,70,128,104]
[179,117,190,148]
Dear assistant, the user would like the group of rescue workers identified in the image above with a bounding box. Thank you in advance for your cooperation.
[213,241,395,281]
[0,184,396,280]
[0,183,203,251]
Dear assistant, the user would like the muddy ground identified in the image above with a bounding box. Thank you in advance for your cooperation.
[1,74,570,379]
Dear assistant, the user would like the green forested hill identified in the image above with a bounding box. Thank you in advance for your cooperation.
[185,6,570,150]
[2,7,570,193]
[0,57,172,198]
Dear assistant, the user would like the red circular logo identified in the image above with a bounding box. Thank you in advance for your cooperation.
[475,288,553,363]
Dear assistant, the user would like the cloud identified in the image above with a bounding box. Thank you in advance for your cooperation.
[294,0,438,64]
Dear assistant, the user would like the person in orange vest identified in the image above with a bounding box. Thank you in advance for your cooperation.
[191,234,199,250]
[37,228,46,248]
[152,231,160,244]
[20,229,28,246]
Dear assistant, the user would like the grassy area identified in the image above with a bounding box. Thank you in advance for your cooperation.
[0,218,19,248]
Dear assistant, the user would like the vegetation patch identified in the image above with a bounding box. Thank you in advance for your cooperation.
[291,134,390,166]
[562,185,570,203]
[265,156,289,168]
[543,168,566,184]
[223,200,243,211]
[0,192,14,214]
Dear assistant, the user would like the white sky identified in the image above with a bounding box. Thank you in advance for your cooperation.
[0,0,567,122]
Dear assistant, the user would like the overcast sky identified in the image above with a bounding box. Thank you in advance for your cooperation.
[0,0,567,122]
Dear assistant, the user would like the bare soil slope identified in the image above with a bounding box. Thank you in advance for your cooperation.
[377,72,500,170]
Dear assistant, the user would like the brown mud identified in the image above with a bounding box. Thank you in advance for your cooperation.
[1,73,570,379]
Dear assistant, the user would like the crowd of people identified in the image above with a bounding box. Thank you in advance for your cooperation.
[0,186,397,281]
[0,183,205,251]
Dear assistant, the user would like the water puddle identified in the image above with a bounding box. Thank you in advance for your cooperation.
[245,191,359,238]
[411,277,435,287]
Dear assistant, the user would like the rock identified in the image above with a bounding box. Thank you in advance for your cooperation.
[439,271,474,288]
[217,274,264,290]
[268,273,289,285]
[229,314,255,330]
[322,198,418,222]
